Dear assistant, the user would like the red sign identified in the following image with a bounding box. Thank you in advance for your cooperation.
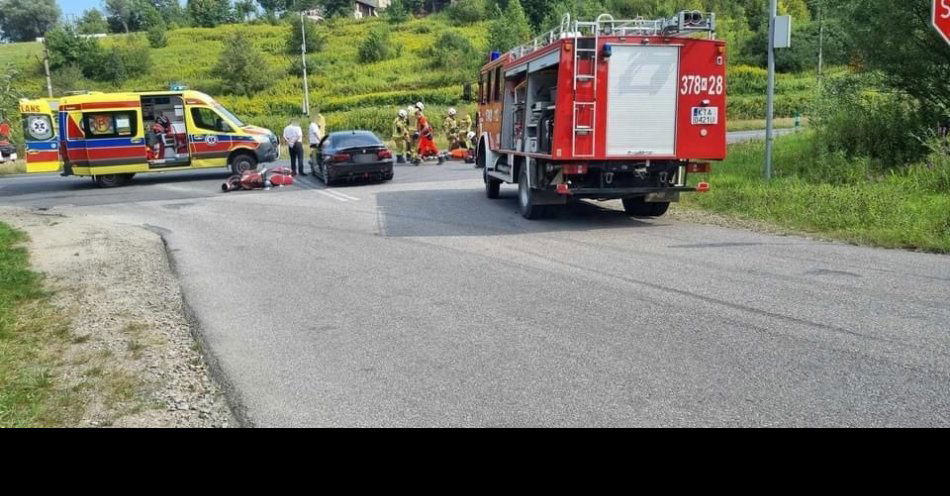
[935,1,950,44]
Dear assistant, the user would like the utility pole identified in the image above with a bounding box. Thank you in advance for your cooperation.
[42,38,53,98]
[300,12,310,116]
[817,1,824,78]
[764,0,778,180]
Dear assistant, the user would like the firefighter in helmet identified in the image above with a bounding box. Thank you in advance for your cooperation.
[415,103,442,165]
[443,108,461,154]
[460,112,474,137]
[392,109,414,164]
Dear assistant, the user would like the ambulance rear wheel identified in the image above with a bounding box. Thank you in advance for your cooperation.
[94,174,133,188]
[231,153,257,175]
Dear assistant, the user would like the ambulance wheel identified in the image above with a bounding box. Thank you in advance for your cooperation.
[230,153,257,175]
[94,174,133,188]
[623,197,671,218]
[518,167,546,220]
[484,168,501,199]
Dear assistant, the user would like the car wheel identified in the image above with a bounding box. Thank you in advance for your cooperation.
[623,198,671,218]
[518,167,545,220]
[484,167,501,199]
[231,153,257,175]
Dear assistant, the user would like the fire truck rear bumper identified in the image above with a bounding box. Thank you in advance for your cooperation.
[561,186,698,200]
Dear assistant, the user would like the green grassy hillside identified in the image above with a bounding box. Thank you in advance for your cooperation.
[0,16,815,142]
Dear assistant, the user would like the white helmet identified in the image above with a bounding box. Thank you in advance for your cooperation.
[467,131,476,140]
[398,109,408,118]
[415,102,425,111]
[448,108,457,116]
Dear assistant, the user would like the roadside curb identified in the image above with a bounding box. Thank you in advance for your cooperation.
[147,225,255,429]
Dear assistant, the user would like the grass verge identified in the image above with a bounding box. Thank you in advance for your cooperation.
[683,132,950,253]
[0,222,80,427]
[0,160,26,176]
[727,117,804,132]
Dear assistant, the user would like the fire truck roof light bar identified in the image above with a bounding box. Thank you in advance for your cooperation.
[507,11,717,61]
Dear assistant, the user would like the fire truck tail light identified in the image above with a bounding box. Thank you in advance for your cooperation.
[687,163,711,174]
[562,164,588,175]
[697,182,711,193]
[556,184,571,195]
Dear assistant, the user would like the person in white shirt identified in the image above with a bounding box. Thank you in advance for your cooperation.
[283,120,304,176]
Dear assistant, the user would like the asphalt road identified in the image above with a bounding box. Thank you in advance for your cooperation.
[1,159,948,427]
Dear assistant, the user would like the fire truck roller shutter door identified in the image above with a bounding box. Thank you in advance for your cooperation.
[606,45,680,157]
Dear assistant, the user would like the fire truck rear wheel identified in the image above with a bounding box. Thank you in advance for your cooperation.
[484,168,501,199]
[94,174,133,188]
[622,197,671,218]
[231,153,257,175]
[518,167,546,220]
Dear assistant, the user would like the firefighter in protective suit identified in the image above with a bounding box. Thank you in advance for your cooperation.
[442,108,461,158]
[460,112,473,136]
[392,109,414,164]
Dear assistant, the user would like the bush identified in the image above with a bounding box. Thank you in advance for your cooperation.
[214,33,275,96]
[45,25,101,72]
[424,31,480,77]
[147,23,169,49]
[90,36,153,85]
[386,0,411,24]
[359,26,399,63]
[810,73,933,170]
[447,0,488,25]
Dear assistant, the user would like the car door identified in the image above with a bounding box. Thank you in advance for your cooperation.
[20,100,62,174]
[188,106,234,168]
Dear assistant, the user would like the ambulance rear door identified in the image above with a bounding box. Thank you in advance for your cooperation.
[20,100,62,174]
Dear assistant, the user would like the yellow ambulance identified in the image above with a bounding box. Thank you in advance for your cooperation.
[20,90,279,187]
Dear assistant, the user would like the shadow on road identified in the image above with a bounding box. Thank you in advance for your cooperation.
[0,170,232,199]
[375,187,663,238]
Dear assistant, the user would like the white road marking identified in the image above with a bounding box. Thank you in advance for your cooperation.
[317,190,351,202]
[330,190,360,201]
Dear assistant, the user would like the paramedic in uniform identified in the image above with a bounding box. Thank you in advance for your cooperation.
[283,119,304,176]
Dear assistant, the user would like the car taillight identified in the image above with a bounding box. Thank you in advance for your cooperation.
[687,162,711,174]
[331,153,351,162]
[562,164,588,175]
[378,149,393,160]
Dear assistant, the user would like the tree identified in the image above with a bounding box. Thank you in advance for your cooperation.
[104,0,135,33]
[834,0,950,114]
[487,0,532,52]
[0,0,60,42]
[45,25,102,71]
[447,0,488,25]
[214,33,274,95]
[188,0,235,28]
[77,9,110,35]
[385,0,411,24]
[322,0,354,18]
[288,15,325,54]
[235,0,258,21]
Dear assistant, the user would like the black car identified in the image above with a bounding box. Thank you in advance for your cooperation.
[311,131,394,186]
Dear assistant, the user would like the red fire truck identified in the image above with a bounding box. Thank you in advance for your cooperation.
[476,12,726,219]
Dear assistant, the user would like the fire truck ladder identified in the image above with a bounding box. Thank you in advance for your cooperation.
[571,15,613,158]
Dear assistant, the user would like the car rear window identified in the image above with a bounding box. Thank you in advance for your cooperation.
[332,133,381,149]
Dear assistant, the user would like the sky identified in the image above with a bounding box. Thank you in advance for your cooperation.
[59,1,104,18]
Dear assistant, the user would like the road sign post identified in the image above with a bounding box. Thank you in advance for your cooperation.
[934,0,950,44]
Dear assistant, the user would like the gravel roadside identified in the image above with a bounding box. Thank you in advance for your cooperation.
[0,207,233,428]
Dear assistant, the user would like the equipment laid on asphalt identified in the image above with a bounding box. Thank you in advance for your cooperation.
[222,166,295,192]
[18,90,280,188]
[476,11,723,219]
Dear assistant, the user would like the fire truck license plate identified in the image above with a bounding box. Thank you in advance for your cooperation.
[691,107,718,125]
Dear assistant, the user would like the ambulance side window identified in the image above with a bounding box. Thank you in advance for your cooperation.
[191,108,233,133]
[82,112,137,139]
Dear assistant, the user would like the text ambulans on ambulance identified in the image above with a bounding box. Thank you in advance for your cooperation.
[20,90,279,187]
